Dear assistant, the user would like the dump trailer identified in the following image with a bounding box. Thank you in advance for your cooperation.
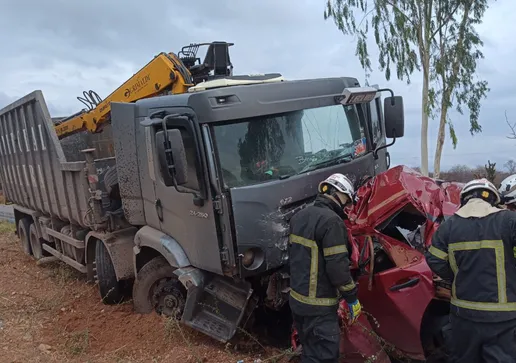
[0,76,405,344]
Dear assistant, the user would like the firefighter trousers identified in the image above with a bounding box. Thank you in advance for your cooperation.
[292,312,340,363]
[449,314,516,363]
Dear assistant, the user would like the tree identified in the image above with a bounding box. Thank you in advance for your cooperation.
[505,110,516,139]
[324,0,490,177]
[473,160,497,183]
[504,159,516,174]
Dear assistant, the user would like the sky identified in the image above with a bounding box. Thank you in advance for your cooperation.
[0,0,515,172]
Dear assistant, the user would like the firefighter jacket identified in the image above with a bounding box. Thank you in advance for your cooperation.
[289,194,358,316]
[425,198,516,323]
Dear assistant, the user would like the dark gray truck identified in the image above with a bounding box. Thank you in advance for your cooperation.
[0,76,404,342]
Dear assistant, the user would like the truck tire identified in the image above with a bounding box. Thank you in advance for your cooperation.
[132,256,185,316]
[17,217,32,256]
[29,223,44,260]
[95,240,125,305]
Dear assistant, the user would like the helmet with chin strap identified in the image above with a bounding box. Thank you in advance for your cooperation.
[460,178,501,206]
[318,173,355,207]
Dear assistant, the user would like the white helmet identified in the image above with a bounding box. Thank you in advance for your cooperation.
[460,178,501,205]
[318,173,355,200]
[499,174,516,205]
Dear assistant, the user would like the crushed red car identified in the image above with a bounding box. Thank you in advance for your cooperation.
[291,166,464,362]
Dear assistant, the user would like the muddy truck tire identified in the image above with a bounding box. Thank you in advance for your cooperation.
[132,256,186,317]
[17,217,32,256]
[95,241,127,305]
[29,223,45,260]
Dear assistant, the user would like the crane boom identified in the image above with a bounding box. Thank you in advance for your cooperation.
[55,41,233,139]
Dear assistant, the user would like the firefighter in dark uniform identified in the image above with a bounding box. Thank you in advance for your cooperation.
[499,174,516,211]
[289,173,361,363]
[425,178,516,363]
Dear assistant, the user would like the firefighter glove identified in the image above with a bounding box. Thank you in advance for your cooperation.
[347,299,362,324]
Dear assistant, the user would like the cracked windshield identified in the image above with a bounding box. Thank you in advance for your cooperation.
[214,104,366,188]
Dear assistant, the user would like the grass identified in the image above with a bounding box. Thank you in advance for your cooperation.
[0,221,15,234]
[65,329,90,356]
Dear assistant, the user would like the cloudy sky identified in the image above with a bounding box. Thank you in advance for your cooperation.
[0,0,514,171]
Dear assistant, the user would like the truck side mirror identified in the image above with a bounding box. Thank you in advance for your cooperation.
[156,129,188,186]
[384,96,405,138]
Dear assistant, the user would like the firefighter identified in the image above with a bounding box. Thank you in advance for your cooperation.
[499,174,516,211]
[425,178,516,363]
[289,173,361,363]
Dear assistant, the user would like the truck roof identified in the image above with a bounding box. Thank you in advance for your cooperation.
[134,76,361,123]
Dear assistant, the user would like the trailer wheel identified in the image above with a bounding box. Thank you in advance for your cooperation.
[29,223,45,260]
[95,241,125,305]
[132,256,186,318]
[17,217,32,256]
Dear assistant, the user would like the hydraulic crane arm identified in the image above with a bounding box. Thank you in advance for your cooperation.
[54,52,193,139]
[54,41,234,139]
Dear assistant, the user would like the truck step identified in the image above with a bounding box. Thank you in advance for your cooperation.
[204,277,248,311]
[179,273,253,343]
[188,310,233,341]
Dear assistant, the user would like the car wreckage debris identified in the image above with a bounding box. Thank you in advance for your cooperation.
[291,166,462,362]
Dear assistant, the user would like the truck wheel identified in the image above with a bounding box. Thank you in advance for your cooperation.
[29,223,45,260]
[132,256,186,318]
[95,241,125,305]
[17,218,32,256]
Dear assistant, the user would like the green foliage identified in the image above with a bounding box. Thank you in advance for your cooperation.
[432,1,490,147]
[324,0,491,152]
[484,160,497,183]
[324,0,420,83]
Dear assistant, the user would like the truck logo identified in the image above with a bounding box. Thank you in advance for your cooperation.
[189,210,208,219]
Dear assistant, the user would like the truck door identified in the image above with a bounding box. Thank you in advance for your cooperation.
[151,113,223,275]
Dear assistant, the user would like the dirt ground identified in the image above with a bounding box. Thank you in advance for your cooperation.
[0,222,291,363]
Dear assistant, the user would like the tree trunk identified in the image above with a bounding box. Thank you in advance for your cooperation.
[433,105,448,178]
[420,57,430,176]
[433,2,472,179]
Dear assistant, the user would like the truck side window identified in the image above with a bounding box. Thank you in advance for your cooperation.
[176,127,200,192]
[370,98,382,143]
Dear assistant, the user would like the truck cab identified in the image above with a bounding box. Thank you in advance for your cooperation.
[110,75,405,342]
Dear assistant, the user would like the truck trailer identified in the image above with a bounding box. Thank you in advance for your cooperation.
[0,76,405,346]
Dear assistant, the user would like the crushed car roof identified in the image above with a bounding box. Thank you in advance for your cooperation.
[347,165,463,248]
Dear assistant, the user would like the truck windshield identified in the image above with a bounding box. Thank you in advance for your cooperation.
[213,104,366,188]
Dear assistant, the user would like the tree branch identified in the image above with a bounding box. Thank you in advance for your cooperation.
[431,1,462,39]
[505,110,516,139]
[384,0,416,27]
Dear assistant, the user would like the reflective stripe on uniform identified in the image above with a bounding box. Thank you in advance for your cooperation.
[338,282,356,292]
[290,234,319,298]
[449,240,512,311]
[451,298,516,312]
[290,289,338,306]
[323,244,348,256]
[429,245,448,260]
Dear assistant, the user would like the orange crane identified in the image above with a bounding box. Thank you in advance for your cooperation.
[54,42,234,139]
